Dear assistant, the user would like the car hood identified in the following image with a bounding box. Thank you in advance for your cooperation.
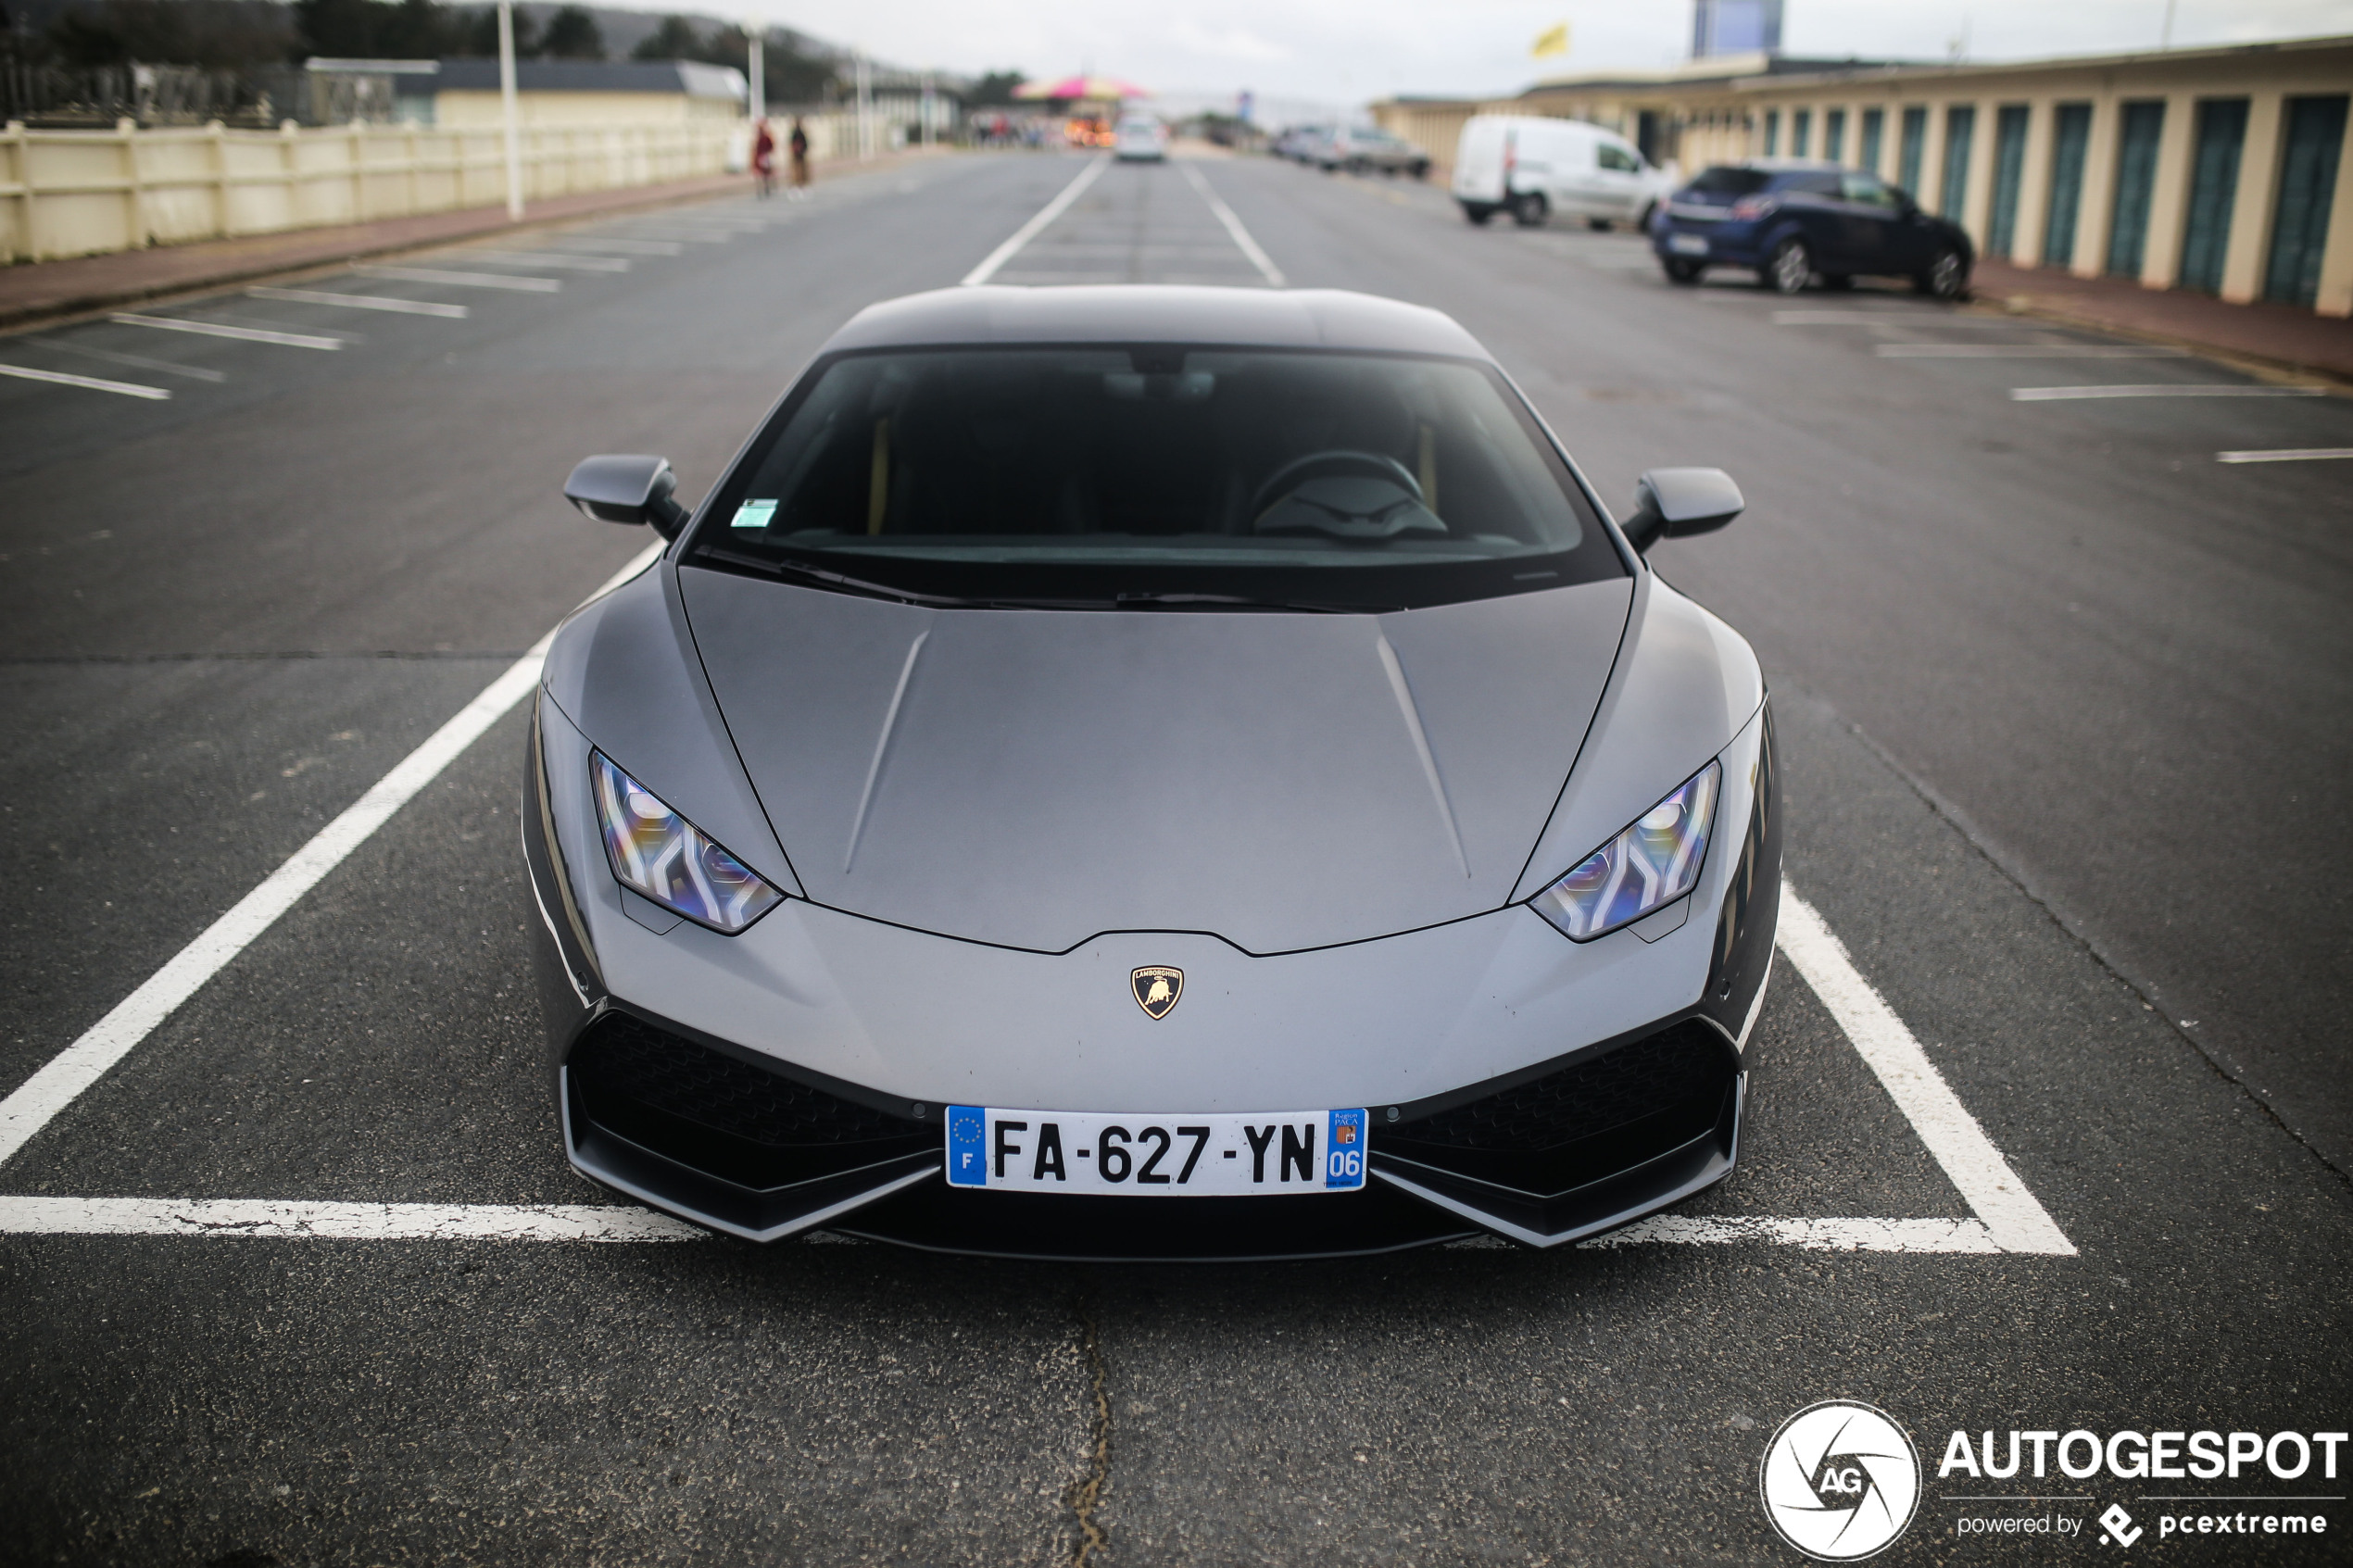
[679,567,1633,953]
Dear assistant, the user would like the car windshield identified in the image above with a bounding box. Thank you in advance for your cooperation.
[687,345,1620,610]
[1686,167,1771,196]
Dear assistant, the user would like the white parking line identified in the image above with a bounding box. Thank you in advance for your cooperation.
[246,286,468,319]
[461,250,633,272]
[963,156,1111,285]
[30,339,227,382]
[2216,446,2353,463]
[1179,163,1287,286]
[0,539,664,1172]
[555,237,686,255]
[1878,343,2187,358]
[0,1196,699,1241]
[1776,892,2075,1255]
[1774,311,2032,326]
[2011,383,2325,401]
[110,314,341,350]
[355,266,561,293]
[0,361,172,399]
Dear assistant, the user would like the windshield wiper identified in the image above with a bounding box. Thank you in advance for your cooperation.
[699,547,992,608]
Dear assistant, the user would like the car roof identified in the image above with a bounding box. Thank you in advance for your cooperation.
[823,286,1491,358]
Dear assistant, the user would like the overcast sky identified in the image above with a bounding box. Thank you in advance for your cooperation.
[759,0,2353,110]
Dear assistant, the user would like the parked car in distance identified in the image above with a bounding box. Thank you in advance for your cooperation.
[1114,114,1170,162]
[1651,160,1974,297]
[1272,124,1335,164]
[1328,126,1432,179]
[1452,114,1673,230]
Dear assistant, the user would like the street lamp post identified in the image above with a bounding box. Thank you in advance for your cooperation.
[497,0,522,220]
[748,25,763,124]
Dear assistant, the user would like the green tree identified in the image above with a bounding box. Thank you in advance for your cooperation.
[628,14,699,61]
[966,69,1024,107]
[461,3,538,56]
[540,5,601,59]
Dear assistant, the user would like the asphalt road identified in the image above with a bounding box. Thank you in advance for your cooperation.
[2,149,2347,1566]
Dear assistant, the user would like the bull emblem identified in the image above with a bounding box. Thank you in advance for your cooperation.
[1130,966,1184,1020]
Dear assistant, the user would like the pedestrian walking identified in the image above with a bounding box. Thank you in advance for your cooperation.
[751,119,777,199]
[788,117,811,200]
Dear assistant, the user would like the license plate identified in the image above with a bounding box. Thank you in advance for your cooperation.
[1669,232,1711,256]
[944,1107,1368,1196]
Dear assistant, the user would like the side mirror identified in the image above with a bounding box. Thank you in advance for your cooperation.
[564,454,689,539]
[1620,467,1743,553]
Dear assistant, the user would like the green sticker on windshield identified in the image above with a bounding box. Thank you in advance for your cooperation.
[731,499,777,530]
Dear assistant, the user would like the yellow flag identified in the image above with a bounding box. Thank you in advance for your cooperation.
[1531,21,1571,58]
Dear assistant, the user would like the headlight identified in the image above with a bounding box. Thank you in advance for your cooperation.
[591,752,783,933]
[1531,761,1720,941]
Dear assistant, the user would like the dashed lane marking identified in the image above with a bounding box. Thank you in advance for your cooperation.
[0,539,665,1172]
[110,314,341,350]
[2217,447,2353,463]
[0,361,171,399]
[2011,383,2326,401]
[246,287,468,319]
[1178,162,1287,286]
[962,156,1110,286]
[355,266,561,293]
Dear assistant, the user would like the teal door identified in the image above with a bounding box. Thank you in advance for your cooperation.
[1940,105,1975,219]
[2107,101,2165,277]
[1860,107,1884,172]
[2267,94,2348,307]
[1899,106,1927,197]
[1764,109,1780,156]
[1825,108,1846,165]
[2178,98,2248,293]
[1986,105,2030,258]
[1793,109,1812,158]
[2043,104,2092,265]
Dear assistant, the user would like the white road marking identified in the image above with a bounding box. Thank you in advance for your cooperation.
[555,237,686,255]
[1179,162,1287,286]
[0,539,665,1172]
[460,250,632,272]
[110,314,341,350]
[2011,383,2325,401]
[1877,343,2187,358]
[1776,892,2076,1255]
[1584,1214,2001,1252]
[0,1196,700,1241]
[356,266,561,293]
[28,339,227,382]
[1773,310,2036,326]
[962,156,1111,285]
[2216,446,2353,463]
[246,287,468,319]
[0,361,171,399]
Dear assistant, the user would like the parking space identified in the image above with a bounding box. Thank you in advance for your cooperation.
[3,151,2347,1562]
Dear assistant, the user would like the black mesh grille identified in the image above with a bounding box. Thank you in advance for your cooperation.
[1376,1021,1732,1199]
[1397,1022,1724,1153]
[567,1013,934,1191]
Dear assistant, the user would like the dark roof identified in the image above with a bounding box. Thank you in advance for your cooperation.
[825,287,1488,358]
[433,58,744,99]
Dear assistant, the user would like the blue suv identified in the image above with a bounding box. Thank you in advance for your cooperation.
[1651,161,1973,298]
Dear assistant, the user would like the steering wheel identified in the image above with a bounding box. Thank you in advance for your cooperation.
[1249,450,1445,540]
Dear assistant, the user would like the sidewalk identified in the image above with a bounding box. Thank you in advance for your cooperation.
[1973,257,2353,384]
[0,150,940,331]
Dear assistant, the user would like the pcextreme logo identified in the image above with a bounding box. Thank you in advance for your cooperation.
[1760,1400,1924,1561]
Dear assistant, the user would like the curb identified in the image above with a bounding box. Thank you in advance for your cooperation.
[1966,290,2353,395]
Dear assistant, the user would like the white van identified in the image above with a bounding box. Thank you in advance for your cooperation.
[1452,114,1674,230]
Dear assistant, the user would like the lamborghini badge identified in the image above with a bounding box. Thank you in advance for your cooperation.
[1130,966,1184,1020]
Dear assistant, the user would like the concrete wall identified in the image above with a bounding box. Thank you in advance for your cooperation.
[433,89,741,129]
[0,118,740,265]
[1376,34,2353,314]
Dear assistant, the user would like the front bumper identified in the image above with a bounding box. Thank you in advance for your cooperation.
[1653,219,1764,268]
[525,693,1780,1258]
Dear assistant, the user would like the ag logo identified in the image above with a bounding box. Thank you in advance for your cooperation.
[1130,966,1183,1020]
[1759,1400,1921,1561]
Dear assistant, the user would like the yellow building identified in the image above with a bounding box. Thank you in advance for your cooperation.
[1376,34,2353,315]
[427,59,748,129]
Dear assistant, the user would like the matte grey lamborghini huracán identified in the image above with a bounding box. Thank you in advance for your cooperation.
[525,285,1780,1259]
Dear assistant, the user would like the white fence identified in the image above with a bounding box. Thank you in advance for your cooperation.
[0,118,747,265]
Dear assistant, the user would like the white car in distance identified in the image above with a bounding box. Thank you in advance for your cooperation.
[1115,115,1170,162]
[1453,114,1674,231]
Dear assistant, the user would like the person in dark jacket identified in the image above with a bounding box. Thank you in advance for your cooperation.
[788,118,812,200]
